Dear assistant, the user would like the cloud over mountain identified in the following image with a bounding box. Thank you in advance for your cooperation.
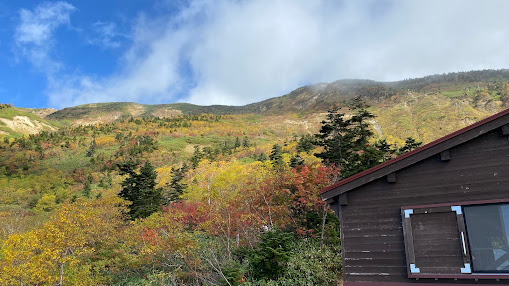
[13,0,509,108]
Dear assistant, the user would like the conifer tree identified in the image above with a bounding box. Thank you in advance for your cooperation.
[296,134,315,153]
[315,97,378,176]
[234,137,241,149]
[269,143,284,167]
[397,137,422,155]
[118,160,163,219]
[167,163,188,203]
[289,154,304,168]
[190,146,202,168]
[315,96,422,179]
[82,180,91,198]
[85,138,96,157]
[257,152,268,162]
[242,136,249,147]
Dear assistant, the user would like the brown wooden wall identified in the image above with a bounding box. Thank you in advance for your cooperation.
[336,128,509,284]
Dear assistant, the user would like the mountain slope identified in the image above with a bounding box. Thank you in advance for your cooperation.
[0,105,57,138]
[8,69,509,145]
[46,102,244,125]
[48,69,509,119]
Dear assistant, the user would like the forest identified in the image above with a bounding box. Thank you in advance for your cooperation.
[2,69,509,285]
[0,98,429,286]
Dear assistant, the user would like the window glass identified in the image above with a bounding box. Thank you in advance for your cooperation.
[464,204,509,272]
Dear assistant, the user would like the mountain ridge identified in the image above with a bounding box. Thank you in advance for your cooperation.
[2,69,509,141]
[46,69,509,122]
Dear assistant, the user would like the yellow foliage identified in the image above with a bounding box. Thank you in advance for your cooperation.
[33,194,57,213]
[0,197,128,285]
[299,151,322,165]
[183,160,269,204]
[155,164,178,188]
[282,141,297,153]
[95,136,116,147]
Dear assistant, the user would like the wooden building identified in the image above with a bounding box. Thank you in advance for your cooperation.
[321,109,509,285]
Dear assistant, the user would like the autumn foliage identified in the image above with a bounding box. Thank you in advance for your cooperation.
[0,113,342,285]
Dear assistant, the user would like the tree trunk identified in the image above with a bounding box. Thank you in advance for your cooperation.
[59,262,64,286]
[320,204,328,249]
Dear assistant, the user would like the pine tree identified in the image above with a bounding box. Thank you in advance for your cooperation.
[82,180,91,198]
[190,146,202,168]
[315,97,422,179]
[249,229,293,280]
[375,138,397,162]
[315,97,381,178]
[269,144,284,167]
[397,137,422,155]
[257,153,268,162]
[234,137,241,149]
[289,154,304,168]
[242,136,249,147]
[296,134,315,153]
[85,138,96,157]
[167,163,188,203]
[118,160,163,219]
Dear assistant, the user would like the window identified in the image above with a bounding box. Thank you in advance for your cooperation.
[402,200,509,278]
[464,204,509,272]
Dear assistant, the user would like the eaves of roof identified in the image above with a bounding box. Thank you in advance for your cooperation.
[320,108,509,201]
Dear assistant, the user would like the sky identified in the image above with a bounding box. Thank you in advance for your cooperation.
[1,0,509,109]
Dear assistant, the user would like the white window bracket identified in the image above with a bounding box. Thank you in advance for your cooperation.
[461,263,471,273]
[451,205,462,215]
[410,263,420,273]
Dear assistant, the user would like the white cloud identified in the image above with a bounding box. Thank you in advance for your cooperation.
[15,1,74,45]
[185,0,509,105]
[15,1,74,71]
[88,21,128,49]
[16,0,509,108]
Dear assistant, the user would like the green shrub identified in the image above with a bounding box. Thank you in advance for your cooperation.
[247,239,342,286]
[248,229,293,280]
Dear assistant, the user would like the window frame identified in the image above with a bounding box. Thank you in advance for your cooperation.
[401,198,509,280]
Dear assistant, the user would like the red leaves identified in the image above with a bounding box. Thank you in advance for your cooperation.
[285,165,336,214]
[164,201,210,230]
[140,227,159,245]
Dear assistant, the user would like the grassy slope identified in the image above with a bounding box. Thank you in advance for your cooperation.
[0,107,57,138]
[6,69,509,144]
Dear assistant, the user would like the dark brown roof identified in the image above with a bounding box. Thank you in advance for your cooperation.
[321,108,509,201]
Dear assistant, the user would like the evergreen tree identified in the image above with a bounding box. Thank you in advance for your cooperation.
[85,138,96,157]
[289,154,304,168]
[315,97,383,178]
[269,144,284,167]
[190,145,203,168]
[315,97,381,178]
[167,163,188,203]
[234,137,241,149]
[82,180,91,198]
[118,160,163,219]
[296,134,315,153]
[242,136,250,147]
[397,137,423,155]
[257,153,268,162]
[315,97,422,179]
[375,138,397,162]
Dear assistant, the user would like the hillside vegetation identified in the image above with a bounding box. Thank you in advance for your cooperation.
[0,69,508,285]
[39,69,509,144]
[0,104,58,138]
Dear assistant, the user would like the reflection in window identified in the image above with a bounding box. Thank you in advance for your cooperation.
[464,204,509,272]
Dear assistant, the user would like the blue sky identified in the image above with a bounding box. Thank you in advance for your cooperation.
[1,0,509,109]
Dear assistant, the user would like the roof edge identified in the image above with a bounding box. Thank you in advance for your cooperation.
[321,107,509,198]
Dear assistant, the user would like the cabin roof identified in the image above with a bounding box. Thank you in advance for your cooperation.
[320,108,509,201]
